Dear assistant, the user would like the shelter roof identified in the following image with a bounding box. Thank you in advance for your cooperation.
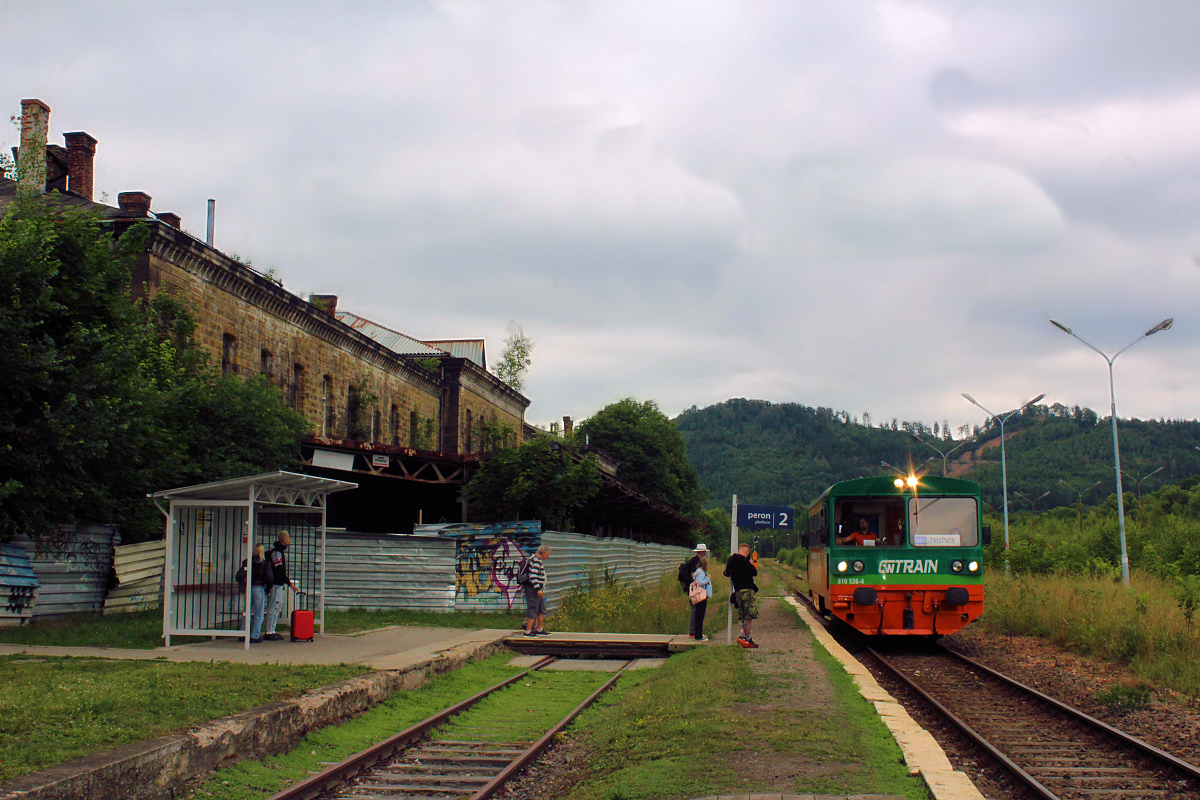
[150,471,357,503]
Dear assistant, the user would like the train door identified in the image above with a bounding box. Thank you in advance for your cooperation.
[806,503,828,610]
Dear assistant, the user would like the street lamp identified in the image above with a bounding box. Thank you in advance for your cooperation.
[1121,466,1164,529]
[881,457,934,478]
[1059,479,1102,533]
[1013,490,1051,530]
[1051,317,1173,586]
[962,391,1045,575]
[912,432,975,477]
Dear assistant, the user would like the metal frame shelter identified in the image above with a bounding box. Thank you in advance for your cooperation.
[151,471,356,649]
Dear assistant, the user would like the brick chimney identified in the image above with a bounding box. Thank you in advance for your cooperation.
[17,99,50,197]
[310,294,338,316]
[156,211,181,228]
[64,132,97,200]
[118,191,152,216]
[563,416,573,436]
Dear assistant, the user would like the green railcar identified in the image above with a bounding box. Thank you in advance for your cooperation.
[804,475,988,636]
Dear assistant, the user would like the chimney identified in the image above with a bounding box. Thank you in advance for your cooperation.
[17,99,50,196]
[310,294,338,316]
[563,416,573,436]
[117,191,152,216]
[156,211,181,228]
[64,132,97,200]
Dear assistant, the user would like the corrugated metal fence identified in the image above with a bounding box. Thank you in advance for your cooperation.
[13,526,118,618]
[104,540,165,615]
[324,533,456,611]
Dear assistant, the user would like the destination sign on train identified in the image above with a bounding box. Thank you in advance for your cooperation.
[736,504,794,529]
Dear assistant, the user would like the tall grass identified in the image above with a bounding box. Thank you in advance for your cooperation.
[552,571,729,634]
[981,571,1200,697]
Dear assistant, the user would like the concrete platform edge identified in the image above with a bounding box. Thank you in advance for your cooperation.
[783,597,985,800]
[0,637,507,800]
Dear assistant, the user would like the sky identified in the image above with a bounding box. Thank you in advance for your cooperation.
[6,1,1200,432]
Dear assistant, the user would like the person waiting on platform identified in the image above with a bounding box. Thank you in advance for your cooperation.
[836,517,878,546]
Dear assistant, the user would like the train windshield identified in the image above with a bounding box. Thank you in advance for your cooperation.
[832,500,906,547]
[908,497,978,547]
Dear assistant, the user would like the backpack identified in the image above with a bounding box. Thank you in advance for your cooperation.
[677,559,692,590]
[516,556,532,586]
[235,563,247,589]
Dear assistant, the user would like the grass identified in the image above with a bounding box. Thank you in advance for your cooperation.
[0,654,369,782]
[553,571,729,634]
[184,652,530,800]
[551,569,929,800]
[324,607,526,633]
[979,571,1200,697]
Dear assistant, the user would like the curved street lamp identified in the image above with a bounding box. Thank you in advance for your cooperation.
[1122,465,1164,529]
[913,432,975,477]
[962,392,1045,575]
[1013,490,1051,530]
[1051,317,1173,586]
[1059,479,1102,533]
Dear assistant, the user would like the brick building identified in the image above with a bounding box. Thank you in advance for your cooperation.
[2,98,529,531]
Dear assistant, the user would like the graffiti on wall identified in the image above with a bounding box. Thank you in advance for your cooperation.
[430,521,542,609]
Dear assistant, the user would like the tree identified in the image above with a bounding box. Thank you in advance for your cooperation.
[494,320,532,391]
[461,437,601,529]
[576,398,706,517]
[0,200,309,542]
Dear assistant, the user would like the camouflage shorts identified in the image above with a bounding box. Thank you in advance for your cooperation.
[734,589,758,621]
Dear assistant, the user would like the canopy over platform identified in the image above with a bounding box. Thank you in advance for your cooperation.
[153,471,357,649]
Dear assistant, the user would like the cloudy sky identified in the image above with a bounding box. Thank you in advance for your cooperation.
[7,1,1199,431]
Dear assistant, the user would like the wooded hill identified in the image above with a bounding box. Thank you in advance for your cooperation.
[676,398,1200,513]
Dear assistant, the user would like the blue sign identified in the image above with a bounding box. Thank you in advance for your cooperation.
[736,504,794,529]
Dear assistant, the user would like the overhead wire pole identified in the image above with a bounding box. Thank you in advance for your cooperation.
[1059,479,1102,533]
[912,432,975,477]
[1122,466,1164,529]
[1050,317,1173,587]
[961,392,1045,576]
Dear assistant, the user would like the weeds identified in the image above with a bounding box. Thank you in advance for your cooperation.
[1095,682,1154,713]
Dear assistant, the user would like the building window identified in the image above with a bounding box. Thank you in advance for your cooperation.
[290,364,304,410]
[260,348,274,378]
[323,375,334,436]
[347,384,360,439]
[221,334,237,374]
[372,409,381,443]
[390,404,400,446]
[465,410,473,454]
[410,409,419,447]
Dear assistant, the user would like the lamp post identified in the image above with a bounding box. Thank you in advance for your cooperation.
[1050,317,1173,586]
[962,392,1045,575]
[881,457,934,477]
[1121,465,1164,529]
[1013,490,1051,530]
[912,433,975,477]
[1059,479,1102,533]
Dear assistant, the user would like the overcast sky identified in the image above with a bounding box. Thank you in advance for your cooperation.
[7,1,1199,432]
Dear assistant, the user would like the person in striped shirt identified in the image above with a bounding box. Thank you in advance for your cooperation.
[523,545,551,637]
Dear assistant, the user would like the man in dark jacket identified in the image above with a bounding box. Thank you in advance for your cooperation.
[724,542,759,648]
[262,531,299,641]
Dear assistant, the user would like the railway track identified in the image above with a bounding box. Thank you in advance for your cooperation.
[267,656,630,800]
[869,642,1200,800]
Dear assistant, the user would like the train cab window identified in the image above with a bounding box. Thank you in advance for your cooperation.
[908,497,978,547]
[834,500,905,546]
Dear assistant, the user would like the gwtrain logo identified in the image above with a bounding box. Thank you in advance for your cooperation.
[879,559,939,574]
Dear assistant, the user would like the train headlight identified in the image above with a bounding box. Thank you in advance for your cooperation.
[852,560,865,573]
[951,560,964,573]
[968,561,980,572]
[837,560,848,572]
[893,478,904,488]
[906,475,919,488]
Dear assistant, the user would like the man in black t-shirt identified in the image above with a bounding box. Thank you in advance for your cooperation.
[724,543,759,648]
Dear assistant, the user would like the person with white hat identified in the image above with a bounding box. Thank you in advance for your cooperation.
[677,543,709,616]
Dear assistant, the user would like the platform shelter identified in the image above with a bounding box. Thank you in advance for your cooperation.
[152,471,356,648]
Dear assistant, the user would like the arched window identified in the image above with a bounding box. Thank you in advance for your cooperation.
[290,364,304,410]
[221,334,237,374]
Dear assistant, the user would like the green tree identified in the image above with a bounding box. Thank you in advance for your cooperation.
[461,437,601,529]
[0,200,309,542]
[576,398,706,518]
[494,320,532,391]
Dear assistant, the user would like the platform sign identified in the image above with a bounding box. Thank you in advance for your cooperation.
[736,503,794,530]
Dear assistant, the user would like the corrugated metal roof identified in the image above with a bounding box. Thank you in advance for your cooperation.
[335,311,447,357]
[151,471,356,502]
[424,339,486,369]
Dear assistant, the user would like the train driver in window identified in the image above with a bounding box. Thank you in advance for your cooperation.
[836,517,878,546]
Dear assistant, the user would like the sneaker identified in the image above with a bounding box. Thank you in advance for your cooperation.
[745,639,760,648]
[534,630,551,636]
[695,635,709,641]
[737,637,751,648]
[250,637,262,644]
[523,630,538,637]
[263,633,284,641]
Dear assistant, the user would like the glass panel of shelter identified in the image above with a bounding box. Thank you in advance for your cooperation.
[834,499,906,546]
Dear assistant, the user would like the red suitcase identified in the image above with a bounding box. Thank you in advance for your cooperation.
[290,609,314,642]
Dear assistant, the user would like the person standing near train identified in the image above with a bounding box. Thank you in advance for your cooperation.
[724,542,760,648]
[690,554,713,641]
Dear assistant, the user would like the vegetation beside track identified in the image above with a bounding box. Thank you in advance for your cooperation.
[975,571,1200,698]
[0,655,369,782]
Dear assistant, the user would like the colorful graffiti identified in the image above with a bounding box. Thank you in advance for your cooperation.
[436,521,542,610]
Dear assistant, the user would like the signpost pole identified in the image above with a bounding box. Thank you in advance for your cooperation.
[728,494,737,645]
